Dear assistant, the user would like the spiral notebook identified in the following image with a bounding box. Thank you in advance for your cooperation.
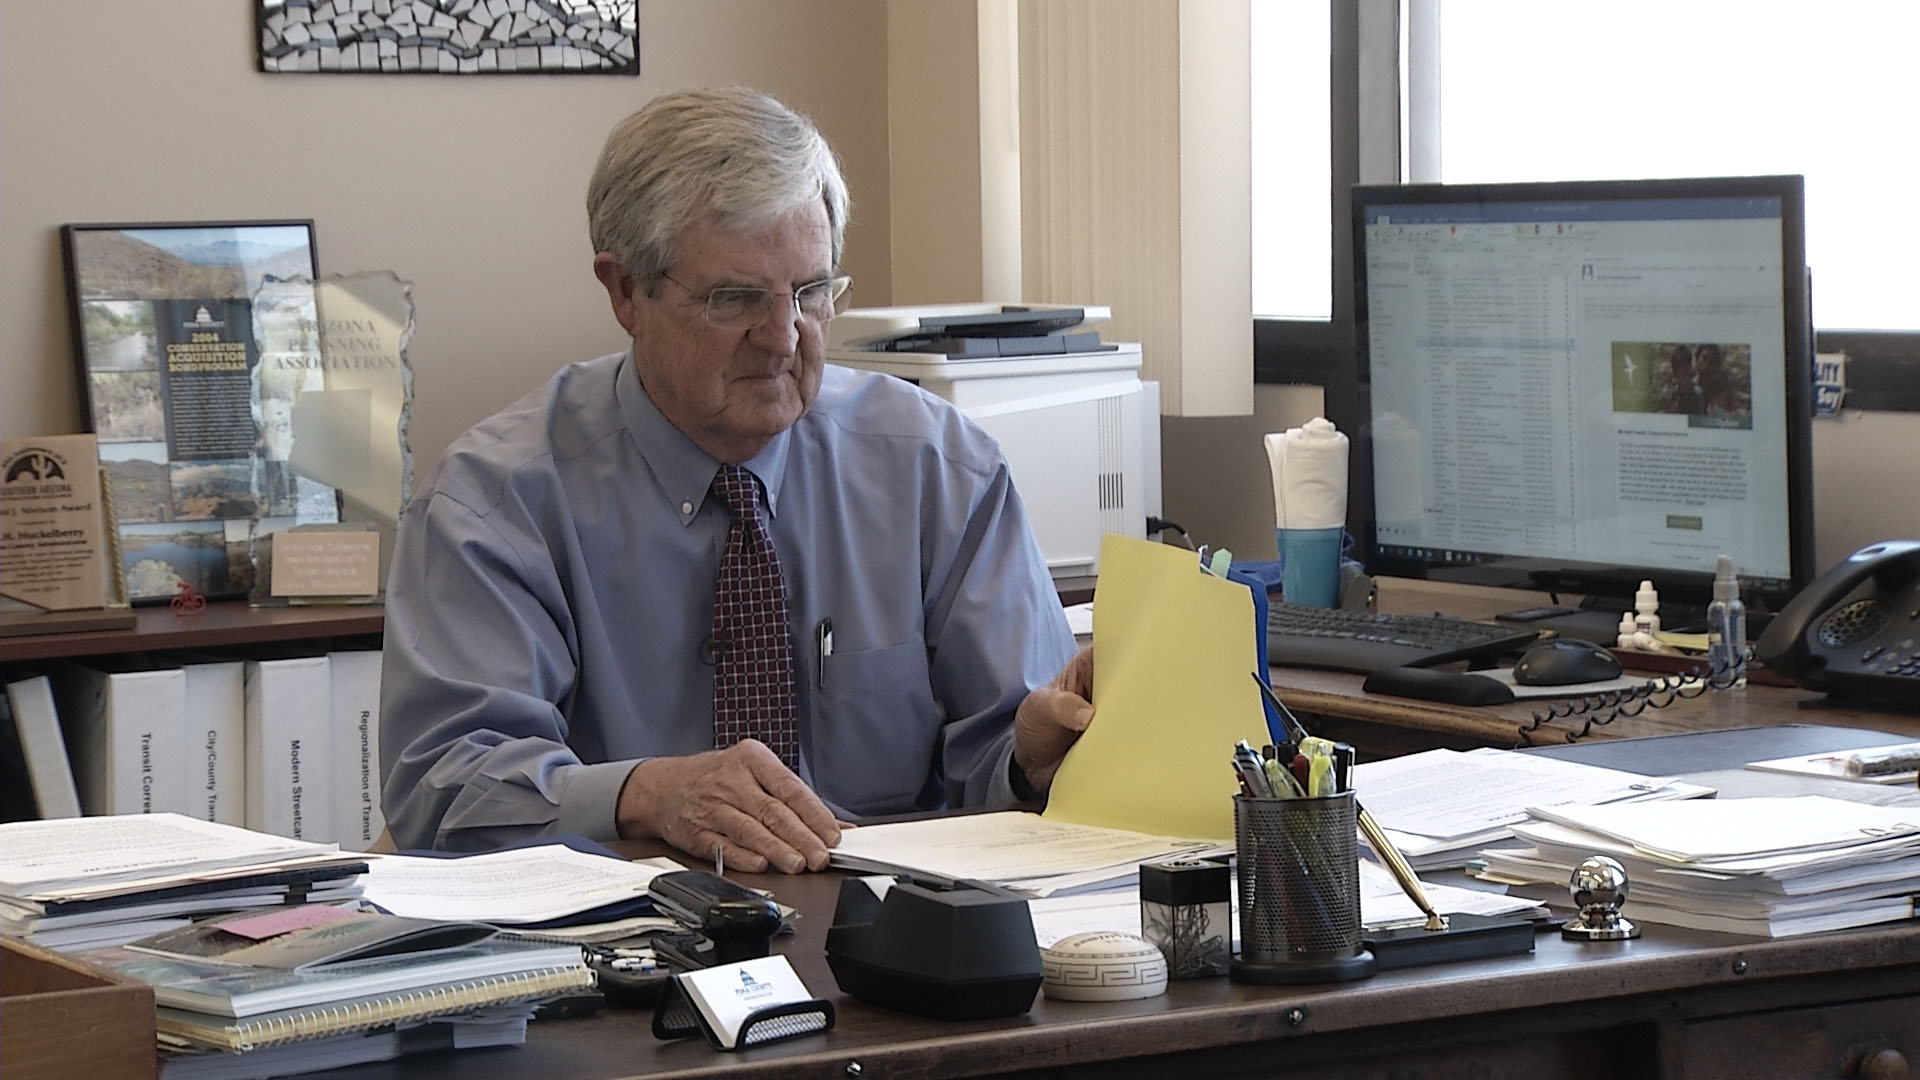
[154,964,592,1052]
[82,933,587,1018]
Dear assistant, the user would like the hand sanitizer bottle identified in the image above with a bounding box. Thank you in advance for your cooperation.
[1707,555,1747,684]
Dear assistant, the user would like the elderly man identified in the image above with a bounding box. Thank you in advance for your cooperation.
[380,87,1093,873]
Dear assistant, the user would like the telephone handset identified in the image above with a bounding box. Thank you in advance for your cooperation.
[1754,539,1920,704]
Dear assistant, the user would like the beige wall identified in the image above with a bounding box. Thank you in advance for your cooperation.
[0,0,893,478]
[3,1,1910,575]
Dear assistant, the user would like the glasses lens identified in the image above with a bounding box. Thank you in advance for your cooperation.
[796,277,851,321]
[705,287,771,328]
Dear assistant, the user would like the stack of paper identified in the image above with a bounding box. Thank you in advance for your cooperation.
[829,812,1225,897]
[79,907,591,1080]
[1356,747,1715,870]
[0,814,368,951]
[1470,796,1920,937]
[362,844,685,941]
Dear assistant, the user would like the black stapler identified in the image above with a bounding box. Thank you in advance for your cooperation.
[825,876,1042,1020]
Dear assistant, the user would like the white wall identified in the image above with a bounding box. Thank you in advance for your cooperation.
[0,0,893,479]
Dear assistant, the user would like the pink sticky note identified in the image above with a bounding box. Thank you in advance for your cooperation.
[219,905,360,941]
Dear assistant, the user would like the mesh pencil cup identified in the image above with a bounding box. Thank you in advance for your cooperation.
[1230,791,1375,984]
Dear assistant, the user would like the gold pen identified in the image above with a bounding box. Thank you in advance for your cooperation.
[1357,807,1448,932]
[1252,672,1449,932]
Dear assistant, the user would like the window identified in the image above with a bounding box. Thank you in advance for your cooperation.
[1414,0,1920,332]
[1250,0,1332,320]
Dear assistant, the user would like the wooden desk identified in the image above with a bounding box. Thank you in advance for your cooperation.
[325,849,1920,1080]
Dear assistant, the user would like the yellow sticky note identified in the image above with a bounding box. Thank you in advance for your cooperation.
[1042,534,1270,841]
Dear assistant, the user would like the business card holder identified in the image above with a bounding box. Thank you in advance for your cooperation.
[650,956,834,1052]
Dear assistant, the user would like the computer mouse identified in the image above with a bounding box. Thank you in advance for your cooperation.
[1513,637,1623,686]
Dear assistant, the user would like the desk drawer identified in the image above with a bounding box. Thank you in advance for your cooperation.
[1681,995,1919,1079]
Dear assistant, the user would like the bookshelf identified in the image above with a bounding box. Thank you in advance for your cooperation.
[0,602,383,664]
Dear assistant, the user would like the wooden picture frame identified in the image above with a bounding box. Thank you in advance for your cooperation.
[60,221,336,604]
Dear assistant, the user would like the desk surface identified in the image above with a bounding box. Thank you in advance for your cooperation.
[326,844,1920,1080]
[324,578,1920,1079]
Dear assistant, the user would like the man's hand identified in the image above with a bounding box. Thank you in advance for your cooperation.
[615,741,840,873]
[1012,644,1095,796]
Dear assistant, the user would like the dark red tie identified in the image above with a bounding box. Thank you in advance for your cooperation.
[710,464,800,770]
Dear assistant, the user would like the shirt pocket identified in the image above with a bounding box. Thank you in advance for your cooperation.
[812,638,939,815]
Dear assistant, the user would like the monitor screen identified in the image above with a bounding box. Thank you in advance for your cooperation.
[1341,175,1815,621]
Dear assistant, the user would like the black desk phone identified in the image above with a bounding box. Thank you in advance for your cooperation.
[1755,539,1920,704]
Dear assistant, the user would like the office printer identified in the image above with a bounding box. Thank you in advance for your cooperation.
[827,304,1155,578]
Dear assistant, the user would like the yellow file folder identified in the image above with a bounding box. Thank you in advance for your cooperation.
[1044,534,1271,841]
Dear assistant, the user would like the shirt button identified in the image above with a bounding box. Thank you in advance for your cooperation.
[681,499,694,515]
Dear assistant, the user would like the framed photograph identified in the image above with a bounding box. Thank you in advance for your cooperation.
[61,221,340,604]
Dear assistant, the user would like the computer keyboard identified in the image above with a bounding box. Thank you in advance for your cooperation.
[1266,603,1540,674]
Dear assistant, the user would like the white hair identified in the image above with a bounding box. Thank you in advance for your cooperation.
[586,87,850,292]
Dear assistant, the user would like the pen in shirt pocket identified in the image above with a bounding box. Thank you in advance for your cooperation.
[816,617,834,688]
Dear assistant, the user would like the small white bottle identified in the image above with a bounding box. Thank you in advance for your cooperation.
[1616,612,1638,650]
[1707,555,1747,684]
[1634,579,1662,638]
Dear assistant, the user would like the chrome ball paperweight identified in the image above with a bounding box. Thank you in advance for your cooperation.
[1561,855,1640,941]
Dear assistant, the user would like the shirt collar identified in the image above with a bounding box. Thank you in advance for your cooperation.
[615,350,792,525]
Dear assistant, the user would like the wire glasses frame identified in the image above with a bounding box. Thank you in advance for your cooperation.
[660,273,852,330]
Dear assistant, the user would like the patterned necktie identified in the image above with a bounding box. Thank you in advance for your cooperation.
[709,464,800,770]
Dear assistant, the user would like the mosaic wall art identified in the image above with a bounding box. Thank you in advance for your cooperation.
[259,0,638,74]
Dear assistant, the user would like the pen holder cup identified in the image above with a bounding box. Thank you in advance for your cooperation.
[1230,792,1375,984]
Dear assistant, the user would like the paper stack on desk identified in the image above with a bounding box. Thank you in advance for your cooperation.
[0,813,369,951]
[829,811,1223,897]
[79,907,591,1080]
[1470,795,1920,937]
[1356,747,1714,871]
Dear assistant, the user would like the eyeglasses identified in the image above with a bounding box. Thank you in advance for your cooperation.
[659,273,852,330]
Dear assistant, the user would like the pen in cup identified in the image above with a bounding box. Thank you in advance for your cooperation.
[1250,672,1450,932]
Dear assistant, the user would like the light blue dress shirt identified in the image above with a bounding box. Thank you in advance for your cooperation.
[380,352,1076,850]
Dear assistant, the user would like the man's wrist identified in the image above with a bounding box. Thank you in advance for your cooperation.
[1008,755,1042,803]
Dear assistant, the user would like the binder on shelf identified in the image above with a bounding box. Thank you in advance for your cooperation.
[52,664,192,817]
[0,691,37,823]
[4,676,81,819]
[327,650,383,851]
[244,656,334,842]
[183,662,245,827]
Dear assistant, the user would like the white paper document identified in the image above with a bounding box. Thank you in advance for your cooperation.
[362,845,668,923]
[1357,748,1685,841]
[1746,746,1920,785]
[1525,795,1920,863]
[827,812,1222,897]
[0,813,340,898]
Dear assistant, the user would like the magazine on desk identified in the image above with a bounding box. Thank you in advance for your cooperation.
[125,905,496,970]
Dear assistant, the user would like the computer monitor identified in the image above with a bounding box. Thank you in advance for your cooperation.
[1339,174,1816,629]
